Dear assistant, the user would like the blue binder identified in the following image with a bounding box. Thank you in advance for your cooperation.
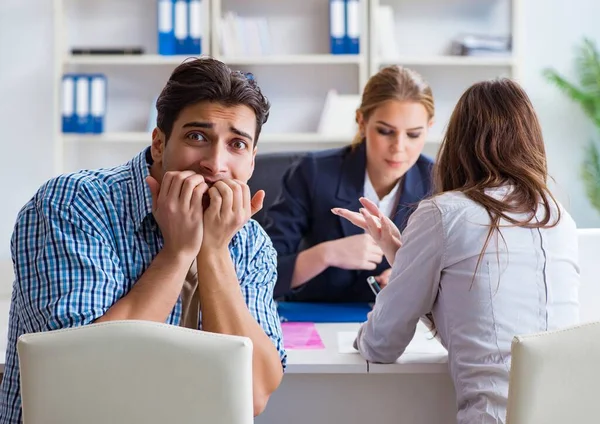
[174,0,188,54]
[158,0,175,55]
[75,74,92,133]
[61,74,77,133]
[345,0,360,54]
[89,74,106,134]
[277,302,371,323]
[329,0,345,54]
[187,0,202,55]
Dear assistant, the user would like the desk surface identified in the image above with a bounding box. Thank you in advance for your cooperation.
[0,301,449,376]
[285,323,367,374]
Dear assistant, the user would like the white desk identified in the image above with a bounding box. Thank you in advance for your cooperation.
[256,322,458,424]
[284,323,368,374]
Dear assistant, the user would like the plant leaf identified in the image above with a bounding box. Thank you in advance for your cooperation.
[576,38,600,96]
[542,68,599,125]
[581,140,600,213]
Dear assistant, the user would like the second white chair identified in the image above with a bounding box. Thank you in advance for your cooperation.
[506,321,600,424]
[17,320,254,424]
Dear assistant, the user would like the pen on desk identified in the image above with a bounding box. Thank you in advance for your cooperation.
[366,276,381,296]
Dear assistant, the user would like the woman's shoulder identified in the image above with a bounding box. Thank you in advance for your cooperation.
[424,191,473,211]
[304,145,354,164]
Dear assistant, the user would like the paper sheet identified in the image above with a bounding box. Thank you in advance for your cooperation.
[337,327,447,355]
[337,331,360,353]
[281,322,325,350]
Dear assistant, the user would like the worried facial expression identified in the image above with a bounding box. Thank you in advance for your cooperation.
[151,101,258,191]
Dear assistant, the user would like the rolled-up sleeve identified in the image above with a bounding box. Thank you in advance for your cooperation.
[356,199,445,363]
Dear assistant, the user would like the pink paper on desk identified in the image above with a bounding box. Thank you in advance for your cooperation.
[281,322,325,349]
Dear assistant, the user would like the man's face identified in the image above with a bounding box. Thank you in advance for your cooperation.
[151,101,257,186]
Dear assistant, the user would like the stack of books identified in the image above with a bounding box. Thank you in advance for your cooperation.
[450,34,512,57]
[219,12,272,57]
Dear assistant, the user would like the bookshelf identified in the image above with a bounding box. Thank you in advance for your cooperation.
[53,0,521,174]
[368,0,521,150]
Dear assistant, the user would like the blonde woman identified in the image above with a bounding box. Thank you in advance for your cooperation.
[333,79,580,423]
[263,66,435,302]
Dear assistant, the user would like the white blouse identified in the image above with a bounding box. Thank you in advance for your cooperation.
[355,187,580,424]
[363,170,401,218]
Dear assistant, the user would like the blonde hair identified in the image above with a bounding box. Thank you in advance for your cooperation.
[352,66,435,146]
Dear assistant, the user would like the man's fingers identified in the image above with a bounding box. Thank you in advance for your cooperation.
[190,181,209,211]
[160,170,197,203]
[213,181,233,212]
[220,179,244,213]
[145,176,160,211]
[181,174,206,207]
[206,185,223,216]
[251,190,265,216]
[240,183,252,213]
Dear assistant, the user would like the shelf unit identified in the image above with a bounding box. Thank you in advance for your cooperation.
[367,0,521,144]
[62,131,443,145]
[53,0,521,175]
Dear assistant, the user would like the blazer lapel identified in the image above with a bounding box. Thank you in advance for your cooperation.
[335,144,367,238]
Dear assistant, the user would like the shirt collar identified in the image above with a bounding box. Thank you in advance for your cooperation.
[129,147,155,229]
[363,169,402,204]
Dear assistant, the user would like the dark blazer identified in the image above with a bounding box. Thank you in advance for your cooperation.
[262,143,434,302]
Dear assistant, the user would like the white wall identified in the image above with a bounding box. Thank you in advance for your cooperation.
[0,0,56,264]
[0,0,599,269]
[521,0,600,228]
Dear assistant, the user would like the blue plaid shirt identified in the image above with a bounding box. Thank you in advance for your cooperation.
[0,148,286,424]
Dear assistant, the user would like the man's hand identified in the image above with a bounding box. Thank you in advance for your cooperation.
[324,234,384,271]
[374,268,392,289]
[146,171,208,260]
[200,179,264,251]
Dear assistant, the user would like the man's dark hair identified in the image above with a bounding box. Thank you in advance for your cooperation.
[156,57,270,145]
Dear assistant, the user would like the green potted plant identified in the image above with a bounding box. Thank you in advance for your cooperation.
[543,37,600,214]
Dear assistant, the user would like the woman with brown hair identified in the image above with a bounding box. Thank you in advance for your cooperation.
[333,78,580,423]
[263,65,435,302]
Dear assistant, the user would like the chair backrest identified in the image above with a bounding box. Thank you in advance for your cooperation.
[506,321,600,424]
[577,228,600,323]
[248,150,306,227]
[17,320,254,424]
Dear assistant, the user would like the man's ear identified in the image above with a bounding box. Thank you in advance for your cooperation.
[151,127,166,164]
[250,145,257,174]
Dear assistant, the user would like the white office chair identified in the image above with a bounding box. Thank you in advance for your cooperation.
[17,320,254,424]
[506,321,600,424]
[577,228,600,323]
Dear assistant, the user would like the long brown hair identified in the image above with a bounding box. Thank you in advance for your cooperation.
[352,65,435,146]
[434,78,560,275]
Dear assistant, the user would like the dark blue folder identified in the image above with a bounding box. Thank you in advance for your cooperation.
[277,302,371,323]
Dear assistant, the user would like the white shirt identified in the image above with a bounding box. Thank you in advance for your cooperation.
[355,187,580,424]
[363,171,401,218]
